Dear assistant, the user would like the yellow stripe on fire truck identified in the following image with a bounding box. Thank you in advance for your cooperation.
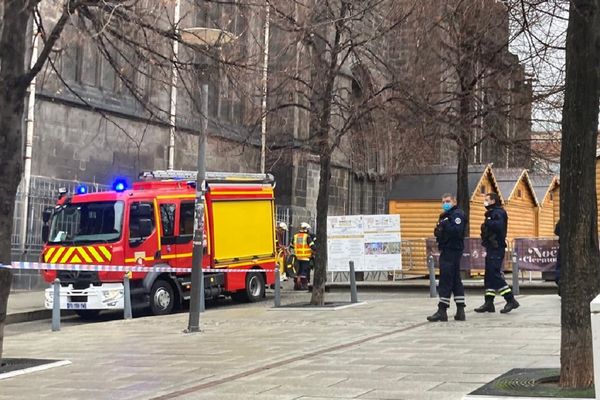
[44,246,112,264]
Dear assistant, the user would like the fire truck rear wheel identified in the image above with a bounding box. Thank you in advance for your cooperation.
[150,279,175,315]
[245,271,265,302]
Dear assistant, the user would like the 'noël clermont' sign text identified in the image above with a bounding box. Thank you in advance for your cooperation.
[513,238,558,272]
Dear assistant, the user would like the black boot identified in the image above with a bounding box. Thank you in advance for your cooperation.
[474,296,495,313]
[454,304,466,321]
[500,297,520,314]
[427,304,448,322]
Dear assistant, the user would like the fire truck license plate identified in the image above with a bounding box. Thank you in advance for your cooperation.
[66,302,87,310]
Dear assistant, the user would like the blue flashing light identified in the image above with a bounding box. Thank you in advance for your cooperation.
[76,185,87,195]
[113,179,127,192]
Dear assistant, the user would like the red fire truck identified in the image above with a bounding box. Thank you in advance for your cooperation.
[41,170,277,318]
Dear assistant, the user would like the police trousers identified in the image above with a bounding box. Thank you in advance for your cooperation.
[438,249,465,307]
[484,248,512,298]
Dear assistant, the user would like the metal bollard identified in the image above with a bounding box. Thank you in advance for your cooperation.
[123,272,132,320]
[274,268,281,307]
[200,268,205,313]
[512,252,520,296]
[428,256,437,298]
[349,261,358,303]
[52,278,60,332]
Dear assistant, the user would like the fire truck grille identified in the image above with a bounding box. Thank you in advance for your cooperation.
[57,271,99,287]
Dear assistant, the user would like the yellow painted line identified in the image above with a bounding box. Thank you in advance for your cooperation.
[124,257,155,263]
[79,247,93,263]
[44,248,56,262]
[162,253,193,260]
[156,194,196,200]
[154,199,162,250]
[50,247,66,264]
[210,191,273,196]
[98,246,112,261]
[60,247,76,263]
[87,247,104,263]
[215,258,276,268]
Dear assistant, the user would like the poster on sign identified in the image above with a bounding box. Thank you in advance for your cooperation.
[327,215,365,271]
[327,214,401,272]
[363,215,402,270]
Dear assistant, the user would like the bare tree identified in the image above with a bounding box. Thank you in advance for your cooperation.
[262,0,415,305]
[557,0,600,388]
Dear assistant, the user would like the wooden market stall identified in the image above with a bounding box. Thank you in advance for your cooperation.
[388,164,500,275]
[493,168,539,242]
[530,174,559,237]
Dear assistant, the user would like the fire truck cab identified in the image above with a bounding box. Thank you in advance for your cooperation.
[41,170,277,318]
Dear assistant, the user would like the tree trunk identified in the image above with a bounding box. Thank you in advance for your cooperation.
[559,0,600,388]
[456,133,471,226]
[0,0,34,361]
[311,150,332,306]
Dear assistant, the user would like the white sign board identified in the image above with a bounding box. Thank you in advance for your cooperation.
[327,214,401,272]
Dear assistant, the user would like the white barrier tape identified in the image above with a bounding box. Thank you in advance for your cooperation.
[5,262,275,274]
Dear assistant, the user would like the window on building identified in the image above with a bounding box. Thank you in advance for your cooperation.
[517,189,523,198]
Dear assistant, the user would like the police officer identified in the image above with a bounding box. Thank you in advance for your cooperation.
[475,193,520,313]
[292,222,316,290]
[427,193,468,322]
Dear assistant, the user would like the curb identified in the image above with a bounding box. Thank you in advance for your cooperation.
[325,281,559,292]
[6,309,76,325]
[5,309,53,325]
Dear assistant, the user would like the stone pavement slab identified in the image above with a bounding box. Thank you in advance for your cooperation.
[0,293,560,400]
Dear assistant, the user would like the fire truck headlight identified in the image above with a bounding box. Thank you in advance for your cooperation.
[101,289,124,303]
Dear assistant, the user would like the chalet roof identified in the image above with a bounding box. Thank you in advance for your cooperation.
[389,165,493,201]
[529,174,556,203]
[493,168,539,205]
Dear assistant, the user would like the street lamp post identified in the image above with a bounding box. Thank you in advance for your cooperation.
[180,27,236,333]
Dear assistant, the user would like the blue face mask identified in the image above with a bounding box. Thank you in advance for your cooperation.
[442,203,453,212]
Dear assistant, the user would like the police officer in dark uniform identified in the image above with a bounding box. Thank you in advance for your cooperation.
[427,193,468,322]
[475,193,520,314]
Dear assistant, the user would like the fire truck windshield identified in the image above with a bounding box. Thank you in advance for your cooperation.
[48,201,124,244]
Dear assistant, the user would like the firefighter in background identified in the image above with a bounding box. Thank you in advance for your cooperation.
[275,222,289,281]
[292,222,316,290]
[427,193,468,322]
[475,192,520,314]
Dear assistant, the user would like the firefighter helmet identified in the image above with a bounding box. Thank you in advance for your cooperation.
[300,222,311,231]
[278,222,288,231]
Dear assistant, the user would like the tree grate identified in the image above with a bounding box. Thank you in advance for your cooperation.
[470,368,594,398]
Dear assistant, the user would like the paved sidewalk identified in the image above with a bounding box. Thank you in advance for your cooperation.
[0,292,560,400]
[5,290,51,324]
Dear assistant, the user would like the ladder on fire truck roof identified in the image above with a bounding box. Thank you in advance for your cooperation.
[139,170,275,184]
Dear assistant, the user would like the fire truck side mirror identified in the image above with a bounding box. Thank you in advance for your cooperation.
[42,226,50,243]
[138,218,153,238]
[42,207,52,223]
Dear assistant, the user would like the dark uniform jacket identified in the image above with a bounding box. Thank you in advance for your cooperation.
[434,206,467,252]
[481,205,508,249]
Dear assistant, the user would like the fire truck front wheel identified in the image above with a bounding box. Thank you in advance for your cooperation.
[150,279,175,315]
